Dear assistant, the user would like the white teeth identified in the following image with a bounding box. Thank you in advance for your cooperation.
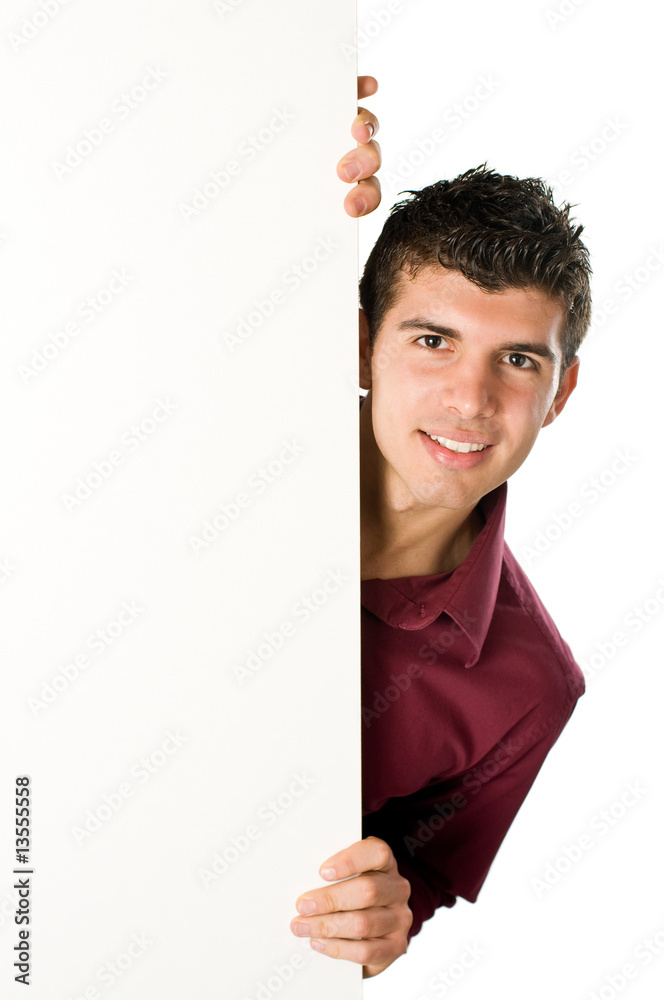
[425,431,488,453]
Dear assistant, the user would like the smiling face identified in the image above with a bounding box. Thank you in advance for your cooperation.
[359,266,580,514]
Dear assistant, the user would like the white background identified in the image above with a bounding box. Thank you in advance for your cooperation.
[0,1,360,997]
[358,1,664,998]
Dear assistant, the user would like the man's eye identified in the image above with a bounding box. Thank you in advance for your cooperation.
[503,352,535,369]
[415,334,449,350]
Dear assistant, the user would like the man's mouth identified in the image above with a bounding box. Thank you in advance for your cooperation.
[423,431,490,454]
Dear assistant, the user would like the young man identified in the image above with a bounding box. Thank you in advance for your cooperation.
[290,80,591,979]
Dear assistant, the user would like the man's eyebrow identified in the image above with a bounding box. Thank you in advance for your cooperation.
[398,319,461,340]
[397,319,558,365]
[502,341,558,364]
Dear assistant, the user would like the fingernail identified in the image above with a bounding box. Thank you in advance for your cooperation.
[365,122,375,139]
[291,922,311,936]
[297,899,316,915]
[320,866,336,879]
[311,940,325,952]
[344,162,361,181]
[353,196,367,216]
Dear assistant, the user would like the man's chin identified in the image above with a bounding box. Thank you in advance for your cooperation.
[410,479,493,511]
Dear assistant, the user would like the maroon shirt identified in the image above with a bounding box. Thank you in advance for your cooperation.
[360,401,585,940]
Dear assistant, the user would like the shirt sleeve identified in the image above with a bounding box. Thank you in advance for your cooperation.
[362,695,582,941]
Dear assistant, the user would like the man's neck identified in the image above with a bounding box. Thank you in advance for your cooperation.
[360,391,486,581]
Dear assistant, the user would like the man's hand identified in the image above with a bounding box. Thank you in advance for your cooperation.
[290,835,413,978]
[339,76,382,217]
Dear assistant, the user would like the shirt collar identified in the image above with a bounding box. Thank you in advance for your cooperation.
[361,479,507,670]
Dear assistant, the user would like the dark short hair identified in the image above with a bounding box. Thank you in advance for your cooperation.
[359,164,592,376]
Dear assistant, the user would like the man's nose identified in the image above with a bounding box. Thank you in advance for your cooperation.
[441,360,496,420]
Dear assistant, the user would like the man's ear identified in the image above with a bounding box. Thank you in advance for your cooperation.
[542,355,580,428]
[359,307,372,391]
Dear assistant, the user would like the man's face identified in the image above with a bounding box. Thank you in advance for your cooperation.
[359,266,579,513]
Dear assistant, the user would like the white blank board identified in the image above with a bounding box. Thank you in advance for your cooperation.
[0,1,361,996]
